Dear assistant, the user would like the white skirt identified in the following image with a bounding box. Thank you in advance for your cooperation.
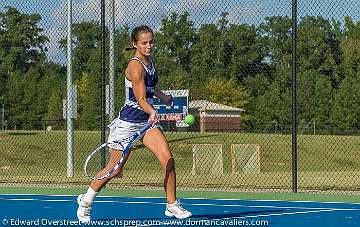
[107,118,158,150]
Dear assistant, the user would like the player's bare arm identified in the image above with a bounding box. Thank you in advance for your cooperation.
[155,88,173,106]
[127,60,157,121]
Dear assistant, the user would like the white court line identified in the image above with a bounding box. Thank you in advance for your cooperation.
[0,198,73,202]
[2,193,360,206]
[0,194,164,199]
[1,197,360,212]
[227,208,347,220]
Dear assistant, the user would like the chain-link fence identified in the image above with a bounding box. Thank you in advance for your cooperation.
[1,0,360,193]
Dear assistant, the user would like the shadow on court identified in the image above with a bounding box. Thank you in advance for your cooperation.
[98,209,284,222]
[191,209,286,219]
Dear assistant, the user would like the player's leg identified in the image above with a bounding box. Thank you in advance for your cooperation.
[77,149,130,223]
[142,128,192,219]
[77,118,133,223]
[143,128,175,203]
[90,149,129,191]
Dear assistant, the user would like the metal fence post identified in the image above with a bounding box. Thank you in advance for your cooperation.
[109,0,115,122]
[291,0,298,193]
[66,0,74,177]
[100,0,106,168]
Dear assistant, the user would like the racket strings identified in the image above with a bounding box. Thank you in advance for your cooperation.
[85,123,152,180]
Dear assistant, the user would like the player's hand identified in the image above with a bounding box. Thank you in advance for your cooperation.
[148,109,159,126]
[164,94,174,106]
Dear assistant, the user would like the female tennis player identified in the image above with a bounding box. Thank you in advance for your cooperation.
[77,25,192,223]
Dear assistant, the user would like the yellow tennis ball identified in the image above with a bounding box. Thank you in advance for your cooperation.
[184,114,195,125]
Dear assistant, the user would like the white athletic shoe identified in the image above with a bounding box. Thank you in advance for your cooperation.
[77,194,92,223]
[165,200,192,219]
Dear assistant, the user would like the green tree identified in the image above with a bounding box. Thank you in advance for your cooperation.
[188,23,221,98]
[155,12,198,93]
[341,17,360,76]
[297,16,343,87]
[242,73,270,126]
[255,68,291,127]
[0,6,48,111]
[22,67,43,129]
[207,78,249,109]
[313,75,333,127]
[297,70,333,127]
[47,88,64,129]
[5,61,64,129]
[59,21,103,79]
[330,74,360,130]
[73,71,101,130]
[156,12,197,72]
[0,7,48,71]
[75,72,91,128]
[258,16,292,69]
[5,71,25,129]
[190,13,268,100]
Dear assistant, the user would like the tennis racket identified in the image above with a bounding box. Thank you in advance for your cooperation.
[84,122,153,180]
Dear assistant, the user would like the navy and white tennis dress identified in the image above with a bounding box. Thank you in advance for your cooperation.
[107,56,158,150]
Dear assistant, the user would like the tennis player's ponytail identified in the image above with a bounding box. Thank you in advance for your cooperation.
[123,46,136,52]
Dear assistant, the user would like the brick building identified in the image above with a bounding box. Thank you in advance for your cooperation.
[188,100,244,133]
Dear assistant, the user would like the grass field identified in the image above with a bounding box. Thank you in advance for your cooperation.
[1,130,360,191]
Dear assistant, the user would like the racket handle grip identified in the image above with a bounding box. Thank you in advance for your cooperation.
[139,122,153,135]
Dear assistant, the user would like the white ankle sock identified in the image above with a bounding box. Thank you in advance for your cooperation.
[83,187,98,204]
[168,200,177,206]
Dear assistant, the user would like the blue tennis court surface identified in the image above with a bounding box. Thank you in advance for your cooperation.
[0,194,359,226]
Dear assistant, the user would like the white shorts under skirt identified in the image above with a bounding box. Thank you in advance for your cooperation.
[107,118,159,150]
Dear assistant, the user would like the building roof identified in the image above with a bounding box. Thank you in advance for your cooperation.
[189,100,244,112]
